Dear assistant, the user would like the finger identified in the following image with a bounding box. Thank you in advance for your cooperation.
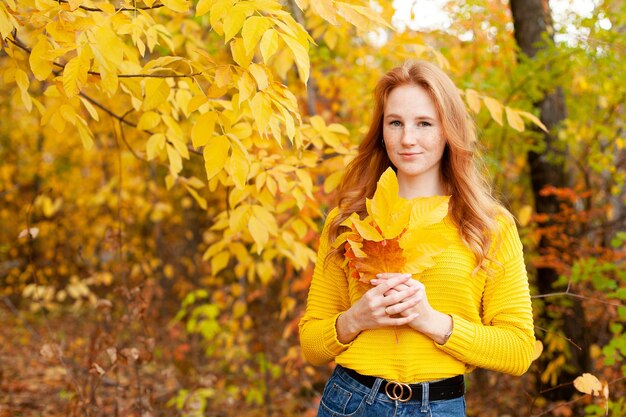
[385,294,423,315]
[388,313,420,327]
[382,287,417,306]
[371,275,410,295]
[376,272,412,280]
[383,284,410,297]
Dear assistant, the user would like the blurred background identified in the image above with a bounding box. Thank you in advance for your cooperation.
[0,0,624,415]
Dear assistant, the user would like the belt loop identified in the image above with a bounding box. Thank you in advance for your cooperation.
[420,382,430,413]
[366,377,383,405]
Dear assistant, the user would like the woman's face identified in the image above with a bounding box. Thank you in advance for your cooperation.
[382,83,447,197]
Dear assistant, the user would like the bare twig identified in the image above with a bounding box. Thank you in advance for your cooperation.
[1,296,41,341]
[534,325,583,351]
[532,290,625,308]
[118,122,149,163]
[57,0,165,12]
[531,376,625,416]
[79,92,202,156]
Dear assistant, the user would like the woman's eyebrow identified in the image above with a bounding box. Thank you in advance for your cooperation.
[384,113,436,120]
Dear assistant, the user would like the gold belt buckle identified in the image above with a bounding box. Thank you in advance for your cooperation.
[384,381,412,402]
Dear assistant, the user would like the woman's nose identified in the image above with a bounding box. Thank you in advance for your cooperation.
[400,127,417,145]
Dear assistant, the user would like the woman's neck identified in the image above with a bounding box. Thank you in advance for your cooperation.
[397,173,446,199]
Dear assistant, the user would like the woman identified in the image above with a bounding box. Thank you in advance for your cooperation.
[299,60,535,417]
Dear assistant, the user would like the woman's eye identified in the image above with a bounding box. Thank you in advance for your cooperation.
[418,121,432,127]
[389,120,402,127]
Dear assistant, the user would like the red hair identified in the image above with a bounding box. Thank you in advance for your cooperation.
[328,60,505,270]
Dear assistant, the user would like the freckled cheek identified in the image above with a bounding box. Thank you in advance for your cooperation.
[420,134,445,150]
[382,129,401,144]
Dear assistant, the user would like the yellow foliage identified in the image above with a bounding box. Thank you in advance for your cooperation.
[1,1,594,413]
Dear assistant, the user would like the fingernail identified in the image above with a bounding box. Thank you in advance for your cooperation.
[403,273,412,278]
[370,279,378,284]
[376,273,383,278]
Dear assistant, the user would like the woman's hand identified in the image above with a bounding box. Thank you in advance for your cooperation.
[336,274,420,344]
[372,273,453,344]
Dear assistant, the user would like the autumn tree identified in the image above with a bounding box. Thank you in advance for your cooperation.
[509,0,591,399]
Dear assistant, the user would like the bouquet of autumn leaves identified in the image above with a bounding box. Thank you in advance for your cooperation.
[334,168,451,283]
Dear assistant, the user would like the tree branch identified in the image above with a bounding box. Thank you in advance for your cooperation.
[57,0,165,12]
[7,36,202,79]
[532,291,624,307]
[531,376,625,417]
[534,325,582,351]
[79,92,202,156]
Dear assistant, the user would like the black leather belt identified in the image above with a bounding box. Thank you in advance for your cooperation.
[343,367,465,402]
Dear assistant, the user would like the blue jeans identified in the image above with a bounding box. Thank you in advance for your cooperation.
[317,365,466,417]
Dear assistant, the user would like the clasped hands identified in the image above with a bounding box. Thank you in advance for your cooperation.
[336,273,452,344]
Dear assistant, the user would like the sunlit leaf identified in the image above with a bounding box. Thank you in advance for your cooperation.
[505,107,525,132]
[196,0,214,16]
[248,215,269,254]
[310,0,338,25]
[259,29,280,64]
[191,111,217,148]
[29,36,53,81]
[464,88,481,113]
[483,96,503,126]
[63,49,90,97]
[143,78,171,111]
[279,32,309,83]
[204,135,230,181]
[230,37,254,68]
[137,111,161,131]
[573,373,603,396]
[161,0,188,12]
[242,16,272,55]
[518,110,548,133]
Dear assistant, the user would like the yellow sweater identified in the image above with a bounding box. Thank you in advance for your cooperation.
[299,203,535,383]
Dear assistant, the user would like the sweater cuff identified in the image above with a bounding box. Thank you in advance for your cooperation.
[322,313,353,356]
[435,313,475,360]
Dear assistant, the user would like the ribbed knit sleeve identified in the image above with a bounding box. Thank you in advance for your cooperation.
[436,216,536,376]
[299,209,353,365]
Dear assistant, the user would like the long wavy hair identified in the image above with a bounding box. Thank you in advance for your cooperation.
[328,60,505,271]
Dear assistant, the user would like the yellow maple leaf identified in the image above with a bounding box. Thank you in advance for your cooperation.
[338,168,450,283]
[348,237,405,281]
[366,168,411,239]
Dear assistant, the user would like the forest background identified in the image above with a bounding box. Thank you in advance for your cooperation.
[0,0,625,416]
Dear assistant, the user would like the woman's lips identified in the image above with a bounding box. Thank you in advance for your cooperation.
[399,152,423,158]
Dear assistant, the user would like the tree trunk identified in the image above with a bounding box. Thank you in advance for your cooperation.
[510,0,590,402]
